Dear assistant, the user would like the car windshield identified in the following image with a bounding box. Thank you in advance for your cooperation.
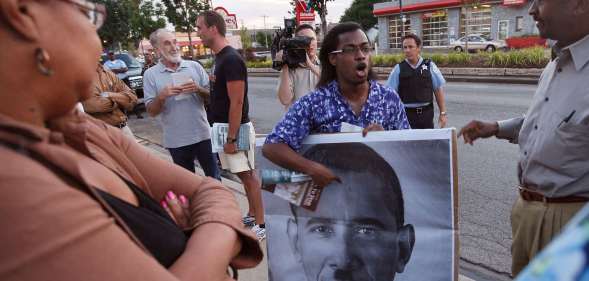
[101,53,142,68]
[116,54,142,68]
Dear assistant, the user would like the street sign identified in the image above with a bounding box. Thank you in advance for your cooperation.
[295,0,315,24]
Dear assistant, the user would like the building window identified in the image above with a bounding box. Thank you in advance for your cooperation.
[460,6,492,38]
[515,16,523,32]
[388,15,412,49]
[422,10,449,47]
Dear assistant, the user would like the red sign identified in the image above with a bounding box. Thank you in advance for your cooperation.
[503,0,526,5]
[214,7,238,30]
[296,0,315,24]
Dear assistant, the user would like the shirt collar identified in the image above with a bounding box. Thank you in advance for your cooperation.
[325,80,377,98]
[405,56,423,69]
[157,59,188,73]
[555,33,589,71]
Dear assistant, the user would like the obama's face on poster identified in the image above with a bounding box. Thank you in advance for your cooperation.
[288,169,415,281]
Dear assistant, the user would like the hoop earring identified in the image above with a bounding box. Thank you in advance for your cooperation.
[35,48,53,76]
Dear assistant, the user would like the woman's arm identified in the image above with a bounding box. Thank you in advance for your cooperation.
[106,123,263,270]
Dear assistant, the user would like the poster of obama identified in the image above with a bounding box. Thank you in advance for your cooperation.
[255,129,459,281]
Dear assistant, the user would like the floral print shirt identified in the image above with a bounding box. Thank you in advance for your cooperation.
[265,80,411,151]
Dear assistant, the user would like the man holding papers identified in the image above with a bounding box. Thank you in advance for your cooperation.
[143,28,219,180]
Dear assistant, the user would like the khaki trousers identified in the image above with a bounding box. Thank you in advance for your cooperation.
[510,196,585,277]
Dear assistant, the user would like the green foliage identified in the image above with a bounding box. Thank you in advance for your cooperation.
[97,0,136,50]
[240,26,252,49]
[256,32,272,48]
[203,60,214,69]
[161,0,209,33]
[129,1,167,44]
[340,0,381,30]
[246,60,273,68]
[97,0,166,51]
[371,54,403,67]
[447,52,472,66]
[161,0,209,55]
[425,53,449,66]
[484,47,548,68]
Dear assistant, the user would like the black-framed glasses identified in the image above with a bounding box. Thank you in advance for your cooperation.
[330,45,374,56]
[59,0,107,29]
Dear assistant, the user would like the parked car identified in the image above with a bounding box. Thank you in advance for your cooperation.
[450,34,507,52]
[100,52,144,99]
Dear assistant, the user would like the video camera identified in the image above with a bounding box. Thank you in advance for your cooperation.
[271,19,312,71]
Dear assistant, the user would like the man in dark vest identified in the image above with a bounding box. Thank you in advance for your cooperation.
[386,34,447,129]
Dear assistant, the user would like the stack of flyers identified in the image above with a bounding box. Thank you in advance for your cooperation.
[171,72,193,101]
[211,123,251,153]
[260,169,321,211]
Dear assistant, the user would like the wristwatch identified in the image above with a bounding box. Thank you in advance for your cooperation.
[226,137,237,144]
[440,112,447,116]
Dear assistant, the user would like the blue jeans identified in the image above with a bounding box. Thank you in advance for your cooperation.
[167,139,220,180]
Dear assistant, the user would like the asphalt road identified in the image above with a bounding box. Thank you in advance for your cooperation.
[128,77,537,280]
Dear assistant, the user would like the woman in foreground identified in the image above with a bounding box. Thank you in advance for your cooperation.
[0,1,262,280]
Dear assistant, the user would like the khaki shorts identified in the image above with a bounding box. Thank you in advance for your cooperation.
[218,122,256,174]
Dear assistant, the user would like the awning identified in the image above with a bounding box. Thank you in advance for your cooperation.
[373,0,461,16]
[178,40,203,47]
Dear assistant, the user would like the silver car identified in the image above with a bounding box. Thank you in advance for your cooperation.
[450,34,507,52]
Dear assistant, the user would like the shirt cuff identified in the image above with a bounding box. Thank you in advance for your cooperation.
[496,117,524,143]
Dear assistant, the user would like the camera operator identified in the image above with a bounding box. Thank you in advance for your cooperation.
[276,24,320,109]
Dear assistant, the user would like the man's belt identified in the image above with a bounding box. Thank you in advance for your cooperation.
[404,104,432,114]
[518,185,589,203]
[115,121,127,129]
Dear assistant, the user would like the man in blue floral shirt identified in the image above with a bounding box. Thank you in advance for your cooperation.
[263,22,410,188]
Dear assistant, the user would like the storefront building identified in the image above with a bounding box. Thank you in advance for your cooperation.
[373,0,538,52]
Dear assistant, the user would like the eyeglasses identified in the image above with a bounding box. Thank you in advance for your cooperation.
[59,0,107,29]
[330,45,374,56]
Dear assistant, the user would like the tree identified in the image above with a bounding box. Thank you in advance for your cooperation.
[256,32,272,48]
[288,0,334,39]
[240,26,252,49]
[97,0,136,50]
[130,0,167,54]
[162,0,210,57]
[340,0,382,31]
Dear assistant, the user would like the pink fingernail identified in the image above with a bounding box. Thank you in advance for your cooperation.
[179,195,188,205]
[161,200,168,209]
[166,191,177,200]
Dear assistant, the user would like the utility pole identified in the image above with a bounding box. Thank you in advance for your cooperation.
[262,15,269,49]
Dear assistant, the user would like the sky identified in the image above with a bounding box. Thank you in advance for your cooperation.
[211,0,355,30]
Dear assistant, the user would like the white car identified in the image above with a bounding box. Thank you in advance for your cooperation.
[450,34,507,52]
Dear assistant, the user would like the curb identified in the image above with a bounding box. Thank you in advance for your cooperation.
[247,67,540,85]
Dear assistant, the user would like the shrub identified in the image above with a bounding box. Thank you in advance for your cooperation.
[246,60,272,68]
[424,53,449,66]
[371,54,404,67]
[447,52,472,66]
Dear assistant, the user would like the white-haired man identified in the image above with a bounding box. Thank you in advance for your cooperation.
[143,29,219,180]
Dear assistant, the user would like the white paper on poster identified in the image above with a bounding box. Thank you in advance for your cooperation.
[255,128,458,281]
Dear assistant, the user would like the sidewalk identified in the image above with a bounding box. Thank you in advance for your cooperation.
[136,136,477,281]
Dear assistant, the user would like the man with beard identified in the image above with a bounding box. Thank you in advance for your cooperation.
[143,29,220,180]
[196,11,266,240]
[458,0,589,275]
[263,22,410,188]
[286,143,414,281]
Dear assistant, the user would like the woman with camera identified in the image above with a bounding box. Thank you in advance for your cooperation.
[276,24,321,109]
